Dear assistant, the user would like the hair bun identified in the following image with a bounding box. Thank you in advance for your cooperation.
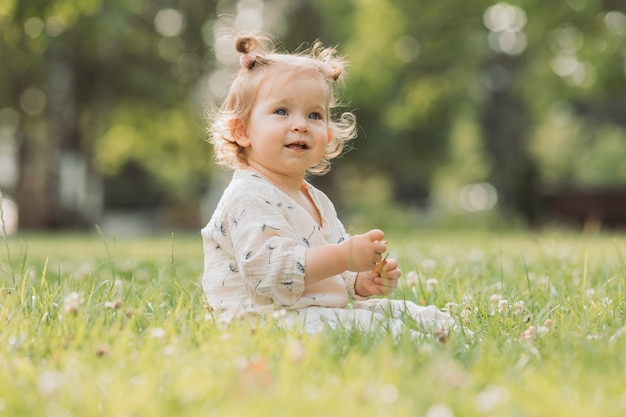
[239,53,256,69]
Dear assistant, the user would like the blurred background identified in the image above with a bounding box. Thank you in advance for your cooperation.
[1,0,626,236]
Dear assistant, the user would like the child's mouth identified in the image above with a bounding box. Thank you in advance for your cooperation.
[286,142,309,150]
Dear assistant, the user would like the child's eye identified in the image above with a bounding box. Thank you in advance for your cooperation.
[309,112,323,120]
[274,109,287,116]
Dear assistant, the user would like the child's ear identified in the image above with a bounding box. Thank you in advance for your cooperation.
[229,119,250,147]
[327,128,333,143]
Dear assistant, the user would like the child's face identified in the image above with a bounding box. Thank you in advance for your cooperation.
[234,71,332,181]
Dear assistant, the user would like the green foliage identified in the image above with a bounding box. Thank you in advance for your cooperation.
[1,232,626,416]
[96,102,213,200]
[3,0,626,227]
[1,0,218,226]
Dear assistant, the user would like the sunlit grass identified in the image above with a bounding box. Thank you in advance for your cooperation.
[1,231,625,416]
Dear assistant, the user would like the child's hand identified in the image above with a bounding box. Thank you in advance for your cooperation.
[355,258,402,297]
[341,229,387,272]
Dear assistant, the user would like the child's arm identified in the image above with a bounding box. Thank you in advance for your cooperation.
[304,229,387,284]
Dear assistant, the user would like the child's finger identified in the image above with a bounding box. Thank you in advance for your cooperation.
[372,253,388,274]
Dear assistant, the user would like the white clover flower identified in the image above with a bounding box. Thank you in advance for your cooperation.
[460,308,472,325]
[420,258,437,270]
[489,293,502,303]
[405,270,420,287]
[113,279,124,294]
[444,302,460,313]
[536,325,550,335]
[497,299,509,313]
[379,383,399,404]
[38,371,64,398]
[426,278,439,291]
[286,339,306,364]
[585,288,596,298]
[475,385,510,412]
[149,327,166,339]
[514,301,525,315]
[163,345,177,356]
[104,299,123,309]
[538,276,551,289]
[63,291,84,315]
[272,309,287,320]
[425,403,455,417]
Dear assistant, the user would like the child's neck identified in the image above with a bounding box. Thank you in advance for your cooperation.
[245,166,305,195]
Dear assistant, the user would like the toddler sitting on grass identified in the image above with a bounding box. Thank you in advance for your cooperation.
[201,34,457,338]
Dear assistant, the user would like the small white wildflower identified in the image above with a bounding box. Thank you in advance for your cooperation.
[272,309,287,320]
[475,385,510,412]
[601,297,613,308]
[286,339,306,364]
[497,299,509,313]
[405,270,420,287]
[538,276,550,289]
[63,292,84,315]
[444,302,460,313]
[425,403,454,417]
[514,301,525,315]
[163,345,177,356]
[468,249,484,262]
[420,258,437,270]
[113,279,124,294]
[104,299,123,309]
[536,325,550,335]
[379,383,399,404]
[460,308,472,325]
[489,294,502,303]
[38,371,64,398]
[462,293,475,303]
[426,278,439,291]
[149,327,166,339]
[585,288,595,298]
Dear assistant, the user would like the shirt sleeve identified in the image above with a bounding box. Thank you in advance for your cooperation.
[225,191,307,307]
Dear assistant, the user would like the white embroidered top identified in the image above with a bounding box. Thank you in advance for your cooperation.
[201,170,360,318]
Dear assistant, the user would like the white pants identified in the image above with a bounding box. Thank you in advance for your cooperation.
[281,299,457,339]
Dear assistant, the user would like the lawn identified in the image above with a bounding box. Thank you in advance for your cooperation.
[1,230,625,416]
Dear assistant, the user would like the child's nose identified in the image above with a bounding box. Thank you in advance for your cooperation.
[292,116,309,132]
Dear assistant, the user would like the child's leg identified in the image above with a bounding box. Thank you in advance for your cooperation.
[281,306,410,336]
[353,299,457,332]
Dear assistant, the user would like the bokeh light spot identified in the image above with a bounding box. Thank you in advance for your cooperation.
[460,183,498,212]
[19,87,47,116]
[394,36,420,63]
[24,17,45,38]
[154,9,185,37]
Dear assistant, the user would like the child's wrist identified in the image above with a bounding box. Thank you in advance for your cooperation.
[338,239,352,271]
[354,273,370,297]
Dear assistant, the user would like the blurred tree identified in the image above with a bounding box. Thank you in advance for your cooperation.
[288,0,490,207]
[287,0,626,222]
[2,0,625,230]
[0,0,216,228]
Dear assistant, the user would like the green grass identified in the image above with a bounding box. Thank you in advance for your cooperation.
[1,230,625,416]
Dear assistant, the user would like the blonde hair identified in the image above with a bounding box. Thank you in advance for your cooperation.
[207,34,357,175]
